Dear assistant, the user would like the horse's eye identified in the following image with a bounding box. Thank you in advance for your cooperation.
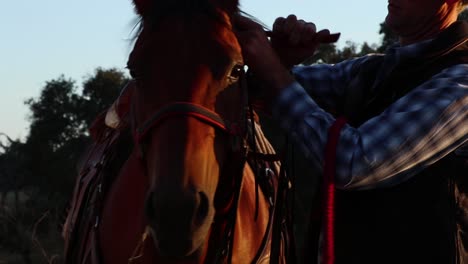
[231,64,244,78]
[227,64,244,85]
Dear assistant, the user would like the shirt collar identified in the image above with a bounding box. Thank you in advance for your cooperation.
[386,39,434,61]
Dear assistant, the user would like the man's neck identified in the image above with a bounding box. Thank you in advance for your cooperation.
[399,21,455,46]
[399,8,458,46]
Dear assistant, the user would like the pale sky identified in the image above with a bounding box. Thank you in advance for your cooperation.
[0,0,387,140]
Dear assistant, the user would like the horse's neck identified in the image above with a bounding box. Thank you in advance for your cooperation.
[233,124,281,264]
[233,120,283,264]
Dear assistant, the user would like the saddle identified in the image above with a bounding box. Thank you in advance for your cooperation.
[62,82,135,264]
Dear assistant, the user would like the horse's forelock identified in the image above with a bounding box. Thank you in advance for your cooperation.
[133,0,239,21]
[127,0,241,79]
[212,0,240,15]
[127,25,146,79]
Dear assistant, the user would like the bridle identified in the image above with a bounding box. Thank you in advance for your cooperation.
[135,102,238,143]
[129,57,294,263]
[127,5,296,260]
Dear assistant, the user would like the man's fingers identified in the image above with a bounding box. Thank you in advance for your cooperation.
[273,17,286,34]
[288,19,307,45]
[283,15,298,34]
[301,22,317,44]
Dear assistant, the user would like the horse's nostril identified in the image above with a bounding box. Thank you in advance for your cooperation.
[145,191,156,221]
[157,238,193,257]
[195,191,209,225]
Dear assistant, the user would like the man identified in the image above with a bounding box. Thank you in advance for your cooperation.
[235,0,468,263]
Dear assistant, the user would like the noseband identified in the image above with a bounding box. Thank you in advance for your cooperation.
[134,102,242,145]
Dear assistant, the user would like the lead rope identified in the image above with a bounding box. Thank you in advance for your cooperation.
[322,117,347,264]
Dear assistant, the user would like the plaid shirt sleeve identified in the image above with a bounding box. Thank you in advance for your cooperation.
[273,63,468,190]
[291,57,369,111]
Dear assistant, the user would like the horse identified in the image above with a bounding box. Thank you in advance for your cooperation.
[62,0,295,263]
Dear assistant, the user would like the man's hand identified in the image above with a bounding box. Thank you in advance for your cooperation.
[234,15,295,97]
[233,15,340,99]
[271,15,340,68]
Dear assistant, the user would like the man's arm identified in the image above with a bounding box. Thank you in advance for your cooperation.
[274,64,468,189]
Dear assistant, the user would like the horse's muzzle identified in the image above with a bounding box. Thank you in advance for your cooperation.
[145,189,211,256]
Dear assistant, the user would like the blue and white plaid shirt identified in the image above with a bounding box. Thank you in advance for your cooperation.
[272,40,468,190]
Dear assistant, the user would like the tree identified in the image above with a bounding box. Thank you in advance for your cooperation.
[377,22,398,52]
[304,41,378,65]
[19,68,128,201]
[22,76,86,201]
[80,68,130,126]
[359,42,378,56]
[304,43,339,64]
[25,77,84,151]
[0,134,28,210]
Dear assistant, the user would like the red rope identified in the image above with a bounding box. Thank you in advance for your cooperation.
[322,117,347,264]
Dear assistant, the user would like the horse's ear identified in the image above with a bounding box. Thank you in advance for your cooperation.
[133,0,152,17]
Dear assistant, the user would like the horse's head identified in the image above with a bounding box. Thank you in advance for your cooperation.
[128,0,244,258]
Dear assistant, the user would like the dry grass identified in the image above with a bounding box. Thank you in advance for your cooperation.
[0,192,65,264]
